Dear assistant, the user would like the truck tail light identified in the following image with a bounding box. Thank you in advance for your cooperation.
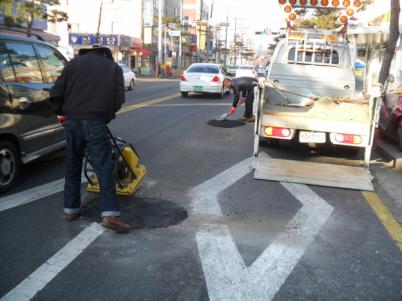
[264,126,293,139]
[180,75,187,81]
[332,133,362,145]
[211,76,221,83]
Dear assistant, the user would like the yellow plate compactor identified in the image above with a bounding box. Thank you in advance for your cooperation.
[84,127,146,196]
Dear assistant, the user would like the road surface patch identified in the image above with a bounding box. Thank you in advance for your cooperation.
[362,191,402,251]
[207,119,246,128]
[190,158,334,301]
[81,196,188,229]
[0,223,104,301]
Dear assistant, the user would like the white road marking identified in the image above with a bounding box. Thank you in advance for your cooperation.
[190,159,252,216]
[1,223,104,301]
[0,177,87,213]
[191,158,334,301]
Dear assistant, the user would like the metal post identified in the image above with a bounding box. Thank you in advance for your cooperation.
[158,0,163,63]
[224,17,228,66]
[234,17,237,65]
[164,27,167,63]
[179,33,182,68]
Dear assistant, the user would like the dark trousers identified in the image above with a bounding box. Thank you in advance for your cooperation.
[63,119,120,217]
[244,87,255,118]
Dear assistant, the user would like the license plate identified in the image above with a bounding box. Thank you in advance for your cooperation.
[193,86,203,92]
[299,131,326,143]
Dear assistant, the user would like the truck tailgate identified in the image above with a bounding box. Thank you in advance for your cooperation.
[254,156,374,191]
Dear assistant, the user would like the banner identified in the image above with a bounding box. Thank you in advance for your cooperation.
[143,0,153,27]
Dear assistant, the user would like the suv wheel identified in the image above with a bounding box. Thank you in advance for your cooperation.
[0,140,20,193]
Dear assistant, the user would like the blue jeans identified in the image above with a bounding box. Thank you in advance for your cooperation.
[63,119,120,217]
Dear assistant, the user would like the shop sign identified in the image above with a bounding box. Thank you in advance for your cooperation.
[168,30,181,37]
[69,33,118,46]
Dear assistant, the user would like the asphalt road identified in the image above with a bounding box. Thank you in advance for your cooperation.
[0,78,401,301]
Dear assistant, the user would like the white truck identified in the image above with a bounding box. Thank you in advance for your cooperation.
[253,30,382,191]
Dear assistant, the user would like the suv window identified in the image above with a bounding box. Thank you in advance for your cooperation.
[36,46,66,83]
[6,42,43,83]
[0,45,16,82]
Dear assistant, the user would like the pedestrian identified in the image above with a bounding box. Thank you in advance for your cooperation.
[165,64,171,78]
[50,46,129,233]
[223,77,259,122]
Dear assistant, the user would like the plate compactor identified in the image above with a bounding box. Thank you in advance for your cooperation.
[84,127,146,196]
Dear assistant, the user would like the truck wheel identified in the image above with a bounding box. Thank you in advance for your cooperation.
[398,124,402,151]
[259,137,279,147]
[0,140,20,193]
[181,92,188,97]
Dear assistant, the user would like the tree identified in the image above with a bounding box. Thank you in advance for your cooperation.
[1,0,68,37]
[378,0,401,85]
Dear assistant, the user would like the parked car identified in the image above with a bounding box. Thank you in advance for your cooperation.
[119,63,136,91]
[257,66,267,77]
[226,65,238,77]
[0,34,68,192]
[235,65,257,78]
[179,63,230,98]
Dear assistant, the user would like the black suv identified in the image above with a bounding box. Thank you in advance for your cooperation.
[0,34,67,192]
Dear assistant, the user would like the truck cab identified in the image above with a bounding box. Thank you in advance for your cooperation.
[266,31,356,106]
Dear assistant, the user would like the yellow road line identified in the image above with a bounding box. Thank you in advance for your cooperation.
[117,93,180,114]
[362,191,402,251]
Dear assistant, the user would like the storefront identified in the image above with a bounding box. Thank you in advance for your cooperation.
[131,38,153,75]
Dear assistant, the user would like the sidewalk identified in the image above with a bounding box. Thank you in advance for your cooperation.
[371,141,402,223]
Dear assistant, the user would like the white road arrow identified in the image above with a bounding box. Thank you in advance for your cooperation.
[190,159,334,301]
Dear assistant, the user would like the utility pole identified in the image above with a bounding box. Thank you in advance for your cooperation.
[234,17,237,65]
[224,16,228,66]
[158,0,163,63]
[96,0,104,41]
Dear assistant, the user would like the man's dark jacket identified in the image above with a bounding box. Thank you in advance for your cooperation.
[231,76,258,108]
[50,52,125,123]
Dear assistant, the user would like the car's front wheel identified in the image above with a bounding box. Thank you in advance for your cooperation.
[0,140,20,193]
[181,92,188,97]
[128,79,135,91]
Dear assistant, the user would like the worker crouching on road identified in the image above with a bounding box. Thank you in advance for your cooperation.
[223,77,258,122]
[50,46,129,233]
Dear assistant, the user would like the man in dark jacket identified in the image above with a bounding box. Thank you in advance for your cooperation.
[223,77,258,122]
[50,46,129,233]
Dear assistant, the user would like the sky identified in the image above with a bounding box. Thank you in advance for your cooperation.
[209,0,286,46]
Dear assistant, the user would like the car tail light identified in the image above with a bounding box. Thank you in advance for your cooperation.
[333,133,362,145]
[211,76,221,83]
[264,126,293,139]
[180,75,186,81]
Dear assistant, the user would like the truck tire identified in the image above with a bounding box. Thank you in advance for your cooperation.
[0,140,20,193]
[181,92,188,97]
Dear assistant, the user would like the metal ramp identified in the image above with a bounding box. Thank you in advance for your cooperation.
[254,156,374,191]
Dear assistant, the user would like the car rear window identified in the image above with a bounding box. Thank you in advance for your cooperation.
[187,65,219,74]
[238,66,253,70]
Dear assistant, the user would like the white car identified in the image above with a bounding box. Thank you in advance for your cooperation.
[119,64,136,91]
[180,63,230,98]
[235,65,257,78]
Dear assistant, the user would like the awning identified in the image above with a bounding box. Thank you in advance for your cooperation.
[132,47,153,56]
